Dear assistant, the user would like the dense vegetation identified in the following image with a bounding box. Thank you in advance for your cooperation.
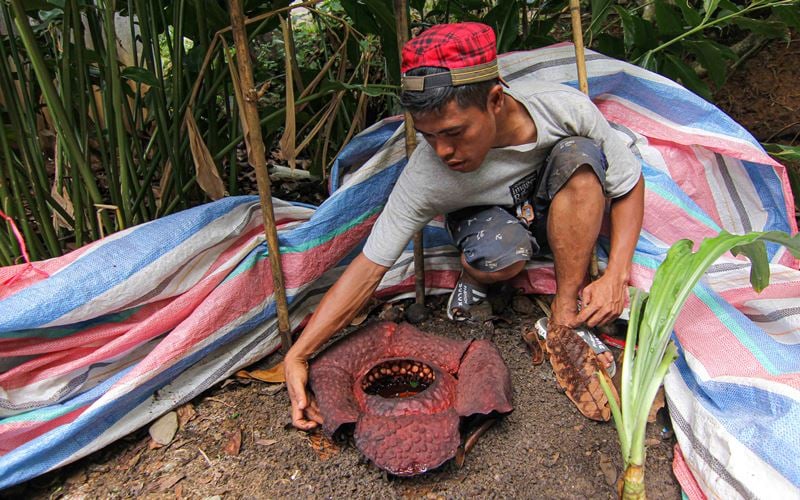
[0,0,798,264]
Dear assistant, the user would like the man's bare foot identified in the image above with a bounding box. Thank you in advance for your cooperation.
[550,298,614,371]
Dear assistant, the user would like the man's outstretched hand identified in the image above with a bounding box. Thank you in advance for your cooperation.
[575,271,628,327]
[284,354,323,430]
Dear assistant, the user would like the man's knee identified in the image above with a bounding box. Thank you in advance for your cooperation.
[542,136,607,200]
[462,254,526,283]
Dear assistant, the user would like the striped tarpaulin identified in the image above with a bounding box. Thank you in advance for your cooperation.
[1,46,798,496]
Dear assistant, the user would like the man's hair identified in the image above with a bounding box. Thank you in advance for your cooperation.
[399,66,499,116]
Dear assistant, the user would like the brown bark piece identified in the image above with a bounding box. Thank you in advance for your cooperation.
[545,324,611,421]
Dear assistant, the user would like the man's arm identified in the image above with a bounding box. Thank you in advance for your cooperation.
[577,174,644,327]
[284,252,390,429]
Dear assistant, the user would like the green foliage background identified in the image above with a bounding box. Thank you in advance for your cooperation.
[0,0,798,264]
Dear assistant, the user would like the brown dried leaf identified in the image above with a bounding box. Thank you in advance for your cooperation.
[256,438,277,447]
[236,362,285,383]
[648,387,666,423]
[50,183,74,230]
[599,452,617,486]
[223,427,242,456]
[278,16,296,171]
[185,112,226,200]
[157,472,184,492]
[176,404,197,430]
[308,432,340,461]
[545,325,611,421]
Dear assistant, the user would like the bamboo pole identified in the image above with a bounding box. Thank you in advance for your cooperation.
[568,0,600,280]
[229,0,293,352]
[393,0,426,306]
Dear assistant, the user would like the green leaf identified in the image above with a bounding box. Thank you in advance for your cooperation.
[121,66,160,87]
[731,241,770,292]
[763,143,800,162]
[484,0,520,53]
[774,6,800,31]
[702,0,721,23]
[654,0,684,37]
[732,18,789,39]
[615,6,657,56]
[588,0,615,39]
[663,53,711,100]
[683,40,735,87]
[675,0,702,27]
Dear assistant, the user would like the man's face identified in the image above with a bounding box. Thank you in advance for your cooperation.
[413,95,499,173]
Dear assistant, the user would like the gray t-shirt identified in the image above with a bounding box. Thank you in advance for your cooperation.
[363,81,641,267]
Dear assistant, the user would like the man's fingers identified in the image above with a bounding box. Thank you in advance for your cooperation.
[306,400,324,425]
[291,405,319,430]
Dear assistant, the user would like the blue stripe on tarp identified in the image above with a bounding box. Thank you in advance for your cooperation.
[641,164,722,232]
[280,163,404,249]
[329,120,403,193]
[741,160,793,261]
[0,279,285,490]
[0,367,131,487]
[558,73,761,147]
[0,307,140,341]
[693,283,800,374]
[0,197,256,332]
[674,352,800,487]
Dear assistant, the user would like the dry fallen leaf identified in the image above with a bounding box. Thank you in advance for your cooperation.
[599,453,617,486]
[185,112,226,200]
[176,404,197,430]
[256,439,278,447]
[236,362,285,383]
[157,472,185,492]
[308,432,340,461]
[223,428,242,456]
[648,387,666,423]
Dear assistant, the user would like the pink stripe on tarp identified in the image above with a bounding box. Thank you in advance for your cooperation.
[0,405,88,456]
[674,294,800,390]
[0,300,167,356]
[643,187,719,246]
[0,243,96,300]
[0,227,268,387]
[673,444,708,500]
[596,99,780,168]
[649,139,723,228]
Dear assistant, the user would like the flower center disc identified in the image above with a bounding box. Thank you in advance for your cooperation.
[361,359,435,398]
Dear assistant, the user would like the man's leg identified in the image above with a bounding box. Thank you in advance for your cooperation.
[547,164,605,328]
[447,206,534,320]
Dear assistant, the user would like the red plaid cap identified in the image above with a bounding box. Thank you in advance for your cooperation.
[402,22,496,72]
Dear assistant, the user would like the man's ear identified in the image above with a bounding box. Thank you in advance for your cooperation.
[487,84,504,113]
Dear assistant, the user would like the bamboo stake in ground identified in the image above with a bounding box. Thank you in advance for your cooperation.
[229,0,292,352]
[568,0,599,280]
[393,0,426,307]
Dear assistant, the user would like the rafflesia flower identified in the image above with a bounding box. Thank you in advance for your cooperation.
[309,321,513,476]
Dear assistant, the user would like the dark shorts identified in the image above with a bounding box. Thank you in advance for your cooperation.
[446,137,607,272]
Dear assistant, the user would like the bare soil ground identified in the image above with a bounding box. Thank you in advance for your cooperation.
[2,37,798,500]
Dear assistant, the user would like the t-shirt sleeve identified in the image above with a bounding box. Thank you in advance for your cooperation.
[362,154,433,267]
[573,94,642,198]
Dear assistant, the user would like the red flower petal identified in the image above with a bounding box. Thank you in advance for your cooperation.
[355,409,461,476]
[455,340,513,416]
[309,364,360,436]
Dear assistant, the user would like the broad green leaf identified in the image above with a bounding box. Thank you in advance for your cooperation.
[731,241,770,292]
[614,6,638,54]
[683,40,735,87]
[732,18,788,39]
[774,6,800,31]
[410,0,426,16]
[763,143,800,162]
[484,0,520,53]
[663,53,711,101]
[588,0,615,39]
[654,0,684,37]
[702,0,721,23]
[675,0,702,27]
[121,66,160,87]
[716,0,742,14]
[458,0,488,9]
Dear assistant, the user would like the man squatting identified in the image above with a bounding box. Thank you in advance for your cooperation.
[284,22,645,430]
